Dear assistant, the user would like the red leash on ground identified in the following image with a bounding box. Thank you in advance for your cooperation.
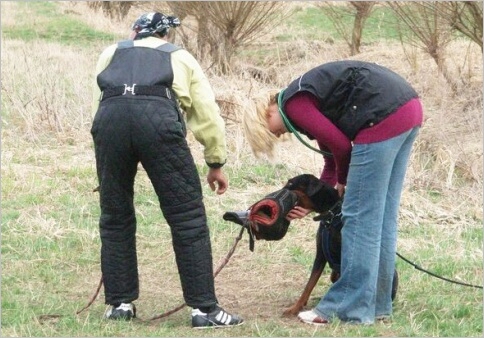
[76,226,246,321]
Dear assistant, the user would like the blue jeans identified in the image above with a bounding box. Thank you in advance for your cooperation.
[314,127,420,324]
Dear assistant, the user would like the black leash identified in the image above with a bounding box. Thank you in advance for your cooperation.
[315,205,482,290]
[396,252,483,289]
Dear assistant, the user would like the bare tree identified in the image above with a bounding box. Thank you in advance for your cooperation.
[420,1,482,51]
[165,1,216,65]
[349,1,376,54]
[167,1,289,74]
[387,2,457,91]
[87,1,135,20]
[317,1,375,55]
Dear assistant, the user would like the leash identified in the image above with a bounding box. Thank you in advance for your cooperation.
[76,226,246,320]
[396,252,483,289]
[76,276,104,315]
[314,203,482,290]
[277,88,333,157]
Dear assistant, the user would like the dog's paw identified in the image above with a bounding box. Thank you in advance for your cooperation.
[282,306,301,317]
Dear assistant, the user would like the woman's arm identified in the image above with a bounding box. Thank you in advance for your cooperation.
[285,92,352,185]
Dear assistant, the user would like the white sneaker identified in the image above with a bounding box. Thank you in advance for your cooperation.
[297,310,329,325]
[105,303,136,320]
[191,306,244,329]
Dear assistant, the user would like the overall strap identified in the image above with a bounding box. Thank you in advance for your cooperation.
[117,40,134,49]
[156,42,181,53]
[116,40,180,53]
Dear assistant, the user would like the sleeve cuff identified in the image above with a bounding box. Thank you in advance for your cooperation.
[206,161,225,169]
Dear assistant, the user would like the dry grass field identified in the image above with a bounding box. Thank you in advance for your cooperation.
[1,2,482,337]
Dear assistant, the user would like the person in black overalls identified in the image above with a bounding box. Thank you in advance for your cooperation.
[91,12,243,328]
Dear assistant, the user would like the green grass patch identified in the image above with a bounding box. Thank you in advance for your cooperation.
[278,6,340,42]
[279,5,403,43]
[2,2,118,46]
[288,245,313,267]
[358,6,402,41]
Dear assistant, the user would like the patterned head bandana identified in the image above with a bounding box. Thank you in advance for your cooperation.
[131,12,181,39]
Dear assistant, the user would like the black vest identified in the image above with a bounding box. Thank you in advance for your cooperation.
[97,40,180,91]
[281,61,418,140]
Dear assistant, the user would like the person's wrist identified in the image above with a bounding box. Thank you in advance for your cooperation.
[206,161,225,169]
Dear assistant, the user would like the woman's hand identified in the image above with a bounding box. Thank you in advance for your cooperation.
[286,206,312,221]
[336,182,345,197]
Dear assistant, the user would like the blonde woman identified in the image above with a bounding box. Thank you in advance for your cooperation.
[244,60,423,325]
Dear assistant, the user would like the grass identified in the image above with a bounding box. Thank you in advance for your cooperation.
[1,1,483,337]
[1,2,118,47]
[277,5,403,43]
[2,139,481,336]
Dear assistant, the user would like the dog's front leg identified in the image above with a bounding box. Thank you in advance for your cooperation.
[282,265,325,317]
[283,225,327,317]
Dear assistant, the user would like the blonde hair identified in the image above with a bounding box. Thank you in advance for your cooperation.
[243,90,282,158]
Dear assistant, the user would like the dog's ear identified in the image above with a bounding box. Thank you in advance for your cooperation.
[305,176,340,213]
[314,184,340,208]
[304,175,325,197]
[285,174,317,190]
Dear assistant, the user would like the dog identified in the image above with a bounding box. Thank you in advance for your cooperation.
[281,174,398,316]
[223,174,398,317]
[280,174,343,316]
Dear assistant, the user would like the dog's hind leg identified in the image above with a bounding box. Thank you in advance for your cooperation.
[282,225,327,317]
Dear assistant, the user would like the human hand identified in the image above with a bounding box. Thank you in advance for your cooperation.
[286,206,312,221]
[207,168,228,195]
[336,183,345,197]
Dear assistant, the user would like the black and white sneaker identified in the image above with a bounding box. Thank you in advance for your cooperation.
[192,305,244,329]
[105,303,136,320]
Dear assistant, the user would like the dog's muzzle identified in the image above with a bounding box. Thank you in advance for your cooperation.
[223,188,298,251]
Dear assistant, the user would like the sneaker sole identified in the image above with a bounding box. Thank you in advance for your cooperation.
[192,321,244,329]
[298,318,328,326]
